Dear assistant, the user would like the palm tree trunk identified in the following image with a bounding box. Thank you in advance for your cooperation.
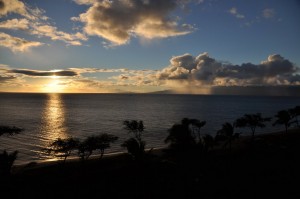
[63,156,67,163]
[100,150,104,159]
[251,127,256,143]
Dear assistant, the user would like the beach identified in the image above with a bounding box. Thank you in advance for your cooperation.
[2,128,300,199]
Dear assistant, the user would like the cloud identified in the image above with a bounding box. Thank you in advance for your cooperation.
[0,75,16,83]
[77,0,194,45]
[30,24,88,46]
[155,53,300,86]
[0,0,87,47]
[262,8,275,19]
[228,7,245,19]
[0,18,29,30]
[6,68,78,77]
[0,32,43,52]
[73,0,96,5]
[0,0,47,20]
[0,0,27,17]
[4,66,155,78]
[69,67,129,73]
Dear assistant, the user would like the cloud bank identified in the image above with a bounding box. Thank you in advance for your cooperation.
[1,53,299,93]
[154,53,300,86]
[76,0,194,45]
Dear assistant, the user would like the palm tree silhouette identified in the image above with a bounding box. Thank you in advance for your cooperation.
[189,119,206,143]
[273,110,292,134]
[0,125,23,136]
[97,134,118,159]
[122,120,145,160]
[164,118,208,157]
[0,125,23,175]
[216,122,239,151]
[235,113,271,142]
[202,134,214,153]
[46,137,79,163]
[123,120,144,142]
[164,118,196,150]
[289,106,300,128]
[78,134,118,160]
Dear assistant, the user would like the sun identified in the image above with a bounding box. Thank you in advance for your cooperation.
[42,78,65,93]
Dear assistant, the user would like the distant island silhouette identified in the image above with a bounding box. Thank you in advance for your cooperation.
[148,86,300,96]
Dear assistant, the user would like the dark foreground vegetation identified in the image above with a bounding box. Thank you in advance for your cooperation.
[0,106,300,198]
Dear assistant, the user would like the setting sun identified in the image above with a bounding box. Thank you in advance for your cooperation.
[43,79,65,93]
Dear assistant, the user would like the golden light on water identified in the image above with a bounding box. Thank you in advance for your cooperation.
[39,93,68,161]
[42,93,67,139]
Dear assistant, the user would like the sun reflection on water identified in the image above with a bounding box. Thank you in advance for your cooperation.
[43,93,67,138]
[39,93,68,161]
[39,93,67,161]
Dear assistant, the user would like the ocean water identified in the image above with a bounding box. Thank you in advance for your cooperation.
[0,93,299,165]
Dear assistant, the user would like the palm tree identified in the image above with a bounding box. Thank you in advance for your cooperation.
[235,113,271,142]
[97,134,118,159]
[122,120,145,160]
[289,106,300,128]
[0,150,18,176]
[215,122,239,151]
[164,118,196,150]
[273,110,292,134]
[78,134,118,160]
[46,137,79,163]
[202,134,214,153]
[77,136,96,160]
[164,118,208,157]
[123,120,144,142]
[0,125,23,136]
[0,125,23,175]
[121,138,145,160]
[189,119,206,143]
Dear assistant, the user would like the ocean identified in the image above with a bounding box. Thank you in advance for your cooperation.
[0,93,299,165]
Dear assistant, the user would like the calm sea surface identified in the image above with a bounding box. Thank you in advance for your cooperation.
[0,93,299,165]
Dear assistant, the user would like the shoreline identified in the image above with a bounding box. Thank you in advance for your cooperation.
[12,128,299,174]
[12,127,290,168]
[12,147,165,173]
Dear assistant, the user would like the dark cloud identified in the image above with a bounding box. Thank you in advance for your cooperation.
[0,0,27,17]
[0,1,5,10]
[8,69,78,77]
[0,75,15,83]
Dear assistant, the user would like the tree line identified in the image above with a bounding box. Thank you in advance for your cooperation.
[0,106,299,175]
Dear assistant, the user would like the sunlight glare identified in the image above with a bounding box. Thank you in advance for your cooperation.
[43,79,65,93]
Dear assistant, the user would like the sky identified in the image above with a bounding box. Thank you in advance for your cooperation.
[0,0,300,94]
